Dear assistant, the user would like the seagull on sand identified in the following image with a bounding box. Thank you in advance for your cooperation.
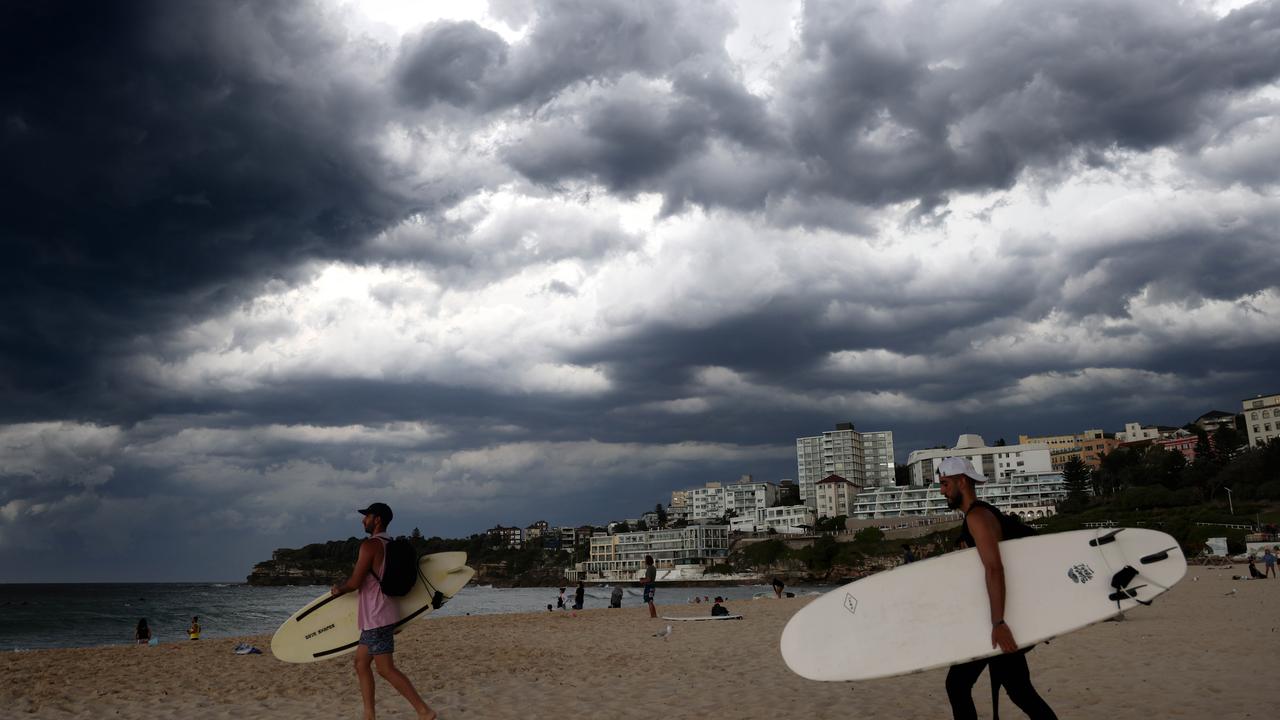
[653,624,672,640]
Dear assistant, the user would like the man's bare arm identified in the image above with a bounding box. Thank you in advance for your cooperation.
[968,508,1018,653]
[331,538,377,596]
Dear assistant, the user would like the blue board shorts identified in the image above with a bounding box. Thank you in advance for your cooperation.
[643,583,656,603]
[359,624,395,656]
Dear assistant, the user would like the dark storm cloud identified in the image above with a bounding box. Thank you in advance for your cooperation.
[499,0,1280,216]
[395,0,735,112]
[0,1,423,421]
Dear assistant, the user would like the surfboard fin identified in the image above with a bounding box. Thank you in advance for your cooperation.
[1139,546,1178,565]
[1089,528,1123,547]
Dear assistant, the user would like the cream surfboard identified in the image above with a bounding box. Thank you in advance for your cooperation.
[781,528,1186,681]
[271,551,474,663]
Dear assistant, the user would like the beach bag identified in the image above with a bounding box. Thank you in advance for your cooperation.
[373,536,419,596]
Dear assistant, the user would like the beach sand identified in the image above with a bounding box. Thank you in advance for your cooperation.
[3,570,1274,719]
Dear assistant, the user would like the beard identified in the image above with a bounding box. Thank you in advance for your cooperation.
[944,493,963,510]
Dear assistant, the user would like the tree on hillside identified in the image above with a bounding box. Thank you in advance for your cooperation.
[655,503,668,528]
[1061,457,1091,511]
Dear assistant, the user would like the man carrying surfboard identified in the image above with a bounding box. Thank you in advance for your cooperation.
[937,457,1057,720]
[330,503,437,720]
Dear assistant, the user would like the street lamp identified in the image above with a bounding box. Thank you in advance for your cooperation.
[1224,486,1234,516]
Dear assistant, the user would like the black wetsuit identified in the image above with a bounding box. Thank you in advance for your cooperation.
[947,501,1057,720]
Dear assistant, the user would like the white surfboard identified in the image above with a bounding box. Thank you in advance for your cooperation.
[781,528,1185,681]
[271,551,474,663]
[661,614,744,621]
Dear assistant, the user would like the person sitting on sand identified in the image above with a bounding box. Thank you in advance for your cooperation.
[610,586,623,608]
[1248,557,1266,579]
[188,616,201,640]
[135,618,151,645]
[772,578,785,598]
[711,596,730,617]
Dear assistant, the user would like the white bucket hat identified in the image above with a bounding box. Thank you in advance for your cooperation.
[936,456,986,484]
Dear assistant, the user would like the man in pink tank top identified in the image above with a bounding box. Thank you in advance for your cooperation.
[330,503,436,720]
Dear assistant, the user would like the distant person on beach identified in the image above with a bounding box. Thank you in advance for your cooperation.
[902,544,916,564]
[711,596,730,617]
[557,588,566,610]
[188,616,201,640]
[642,555,658,618]
[330,502,437,720]
[134,618,150,645]
[937,457,1057,720]
[574,581,585,610]
[1264,548,1276,578]
[1248,557,1266,579]
[610,586,623,608]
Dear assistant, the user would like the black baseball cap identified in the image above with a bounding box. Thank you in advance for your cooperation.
[357,502,393,525]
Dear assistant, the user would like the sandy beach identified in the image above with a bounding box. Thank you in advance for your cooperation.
[3,570,1274,719]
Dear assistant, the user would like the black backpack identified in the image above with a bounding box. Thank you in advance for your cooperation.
[372,536,419,596]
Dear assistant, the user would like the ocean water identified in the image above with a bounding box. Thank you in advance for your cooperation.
[0,582,820,651]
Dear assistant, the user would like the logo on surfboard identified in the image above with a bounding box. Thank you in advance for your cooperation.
[1066,563,1095,584]
[843,593,858,614]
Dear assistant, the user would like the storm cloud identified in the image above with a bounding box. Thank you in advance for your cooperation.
[1,0,1278,581]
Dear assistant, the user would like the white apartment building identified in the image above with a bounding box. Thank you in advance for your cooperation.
[861,430,896,487]
[1116,422,1161,443]
[796,422,866,507]
[1244,393,1280,448]
[674,479,778,522]
[815,474,859,518]
[723,479,778,518]
[851,471,1068,520]
[688,482,725,520]
[584,525,730,577]
[906,434,1052,486]
[731,505,816,535]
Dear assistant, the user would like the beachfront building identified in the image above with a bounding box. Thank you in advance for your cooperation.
[731,505,816,535]
[905,434,1052,486]
[689,482,725,520]
[814,474,859,519]
[1243,393,1280,448]
[777,480,800,505]
[486,525,523,549]
[861,430,896,487]
[1116,422,1162,443]
[524,520,549,543]
[723,477,778,518]
[583,525,730,578]
[1195,410,1238,434]
[851,471,1067,520]
[1019,429,1112,471]
[796,422,866,508]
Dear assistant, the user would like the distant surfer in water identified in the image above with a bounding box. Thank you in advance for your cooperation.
[331,503,437,720]
[937,457,1057,720]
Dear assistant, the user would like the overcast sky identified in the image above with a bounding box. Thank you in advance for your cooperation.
[2,0,1278,582]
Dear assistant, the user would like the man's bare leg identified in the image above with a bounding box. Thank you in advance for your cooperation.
[373,653,436,720]
[354,645,377,720]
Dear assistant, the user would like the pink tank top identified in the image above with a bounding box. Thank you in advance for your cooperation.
[358,534,399,631]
